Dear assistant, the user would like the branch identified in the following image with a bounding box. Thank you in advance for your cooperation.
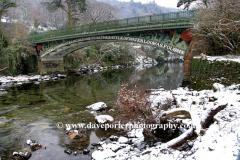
[60,6,68,14]
[141,103,228,152]
[0,67,8,72]
[201,103,228,129]
[165,128,194,148]
[71,13,79,17]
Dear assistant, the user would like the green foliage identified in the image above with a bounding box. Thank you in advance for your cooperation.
[34,17,41,29]
[190,58,240,90]
[66,43,135,68]
[0,24,10,68]
[29,29,39,36]
[156,54,165,62]
[82,45,98,63]
[3,44,38,75]
[191,58,210,75]
[0,25,9,49]
[64,54,81,69]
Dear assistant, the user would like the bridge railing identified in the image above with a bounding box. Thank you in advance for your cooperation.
[28,10,195,42]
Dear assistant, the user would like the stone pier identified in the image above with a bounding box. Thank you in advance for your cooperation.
[182,36,197,84]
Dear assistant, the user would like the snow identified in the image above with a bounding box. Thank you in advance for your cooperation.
[1,17,18,23]
[92,82,240,160]
[118,137,129,144]
[133,46,141,49]
[147,83,240,160]
[1,18,7,23]
[86,102,107,111]
[92,149,116,160]
[26,140,32,145]
[213,83,226,92]
[95,115,114,124]
[0,74,67,87]
[135,55,158,64]
[195,54,240,63]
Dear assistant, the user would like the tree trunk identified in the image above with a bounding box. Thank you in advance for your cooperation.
[67,0,72,27]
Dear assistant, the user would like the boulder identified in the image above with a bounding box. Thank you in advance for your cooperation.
[80,135,89,142]
[86,102,107,111]
[26,140,42,151]
[68,130,83,139]
[95,115,114,124]
[109,135,119,141]
[83,149,90,154]
[12,152,31,160]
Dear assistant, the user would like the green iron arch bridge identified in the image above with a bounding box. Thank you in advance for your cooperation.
[27,10,196,73]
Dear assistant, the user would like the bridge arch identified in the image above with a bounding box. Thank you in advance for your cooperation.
[37,29,193,61]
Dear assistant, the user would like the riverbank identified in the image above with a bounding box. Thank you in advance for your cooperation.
[0,53,159,88]
[190,55,240,90]
[90,82,240,160]
[88,55,240,160]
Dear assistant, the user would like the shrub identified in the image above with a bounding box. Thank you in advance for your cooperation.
[115,83,155,124]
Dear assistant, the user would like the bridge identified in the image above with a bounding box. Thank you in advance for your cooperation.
[27,10,196,77]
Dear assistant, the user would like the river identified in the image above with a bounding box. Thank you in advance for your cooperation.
[0,63,183,159]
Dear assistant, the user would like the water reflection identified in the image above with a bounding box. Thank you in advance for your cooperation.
[0,63,183,159]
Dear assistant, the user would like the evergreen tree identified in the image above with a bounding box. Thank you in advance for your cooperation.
[42,0,87,27]
[0,0,17,18]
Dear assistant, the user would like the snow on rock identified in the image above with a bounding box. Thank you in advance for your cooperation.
[86,102,107,111]
[92,149,116,160]
[95,115,114,124]
[127,129,144,138]
[135,55,158,64]
[213,83,225,92]
[106,143,122,152]
[118,136,129,144]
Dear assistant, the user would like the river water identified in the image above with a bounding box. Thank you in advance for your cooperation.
[0,63,183,159]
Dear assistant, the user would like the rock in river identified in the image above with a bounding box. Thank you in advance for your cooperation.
[12,151,32,160]
[26,140,42,151]
[83,149,90,154]
[95,115,114,124]
[86,102,107,111]
[68,130,83,139]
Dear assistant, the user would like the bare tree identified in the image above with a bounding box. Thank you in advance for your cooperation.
[194,0,240,55]
[79,0,116,24]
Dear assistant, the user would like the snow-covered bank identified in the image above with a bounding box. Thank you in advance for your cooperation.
[195,54,240,63]
[147,83,240,160]
[91,83,240,160]
[135,55,158,65]
[0,74,66,87]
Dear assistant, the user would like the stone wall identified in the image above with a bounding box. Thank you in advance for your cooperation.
[38,59,64,74]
